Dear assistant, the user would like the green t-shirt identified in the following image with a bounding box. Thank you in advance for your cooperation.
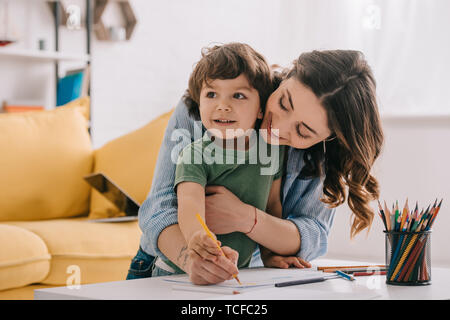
[170,131,286,271]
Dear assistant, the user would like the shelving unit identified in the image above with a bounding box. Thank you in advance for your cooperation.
[0,48,90,62]
[0,0,93,131]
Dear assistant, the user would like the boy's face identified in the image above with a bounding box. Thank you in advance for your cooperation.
[199,74,262,140]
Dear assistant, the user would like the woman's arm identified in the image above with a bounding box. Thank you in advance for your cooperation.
[265,178,283,219]
[259,179,311,268]
[205,184,300,256]
[138,99,198,260]
[204,173,335,260]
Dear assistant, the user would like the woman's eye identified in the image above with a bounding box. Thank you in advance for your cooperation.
[233,93,246,99]
[278,96,288,111]
[296,125,308,139]
[206,91,216,98]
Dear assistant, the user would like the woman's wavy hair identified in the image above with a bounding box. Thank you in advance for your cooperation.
[283,50,384,238]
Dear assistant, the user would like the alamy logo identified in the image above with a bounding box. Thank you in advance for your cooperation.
[66,265,81,289]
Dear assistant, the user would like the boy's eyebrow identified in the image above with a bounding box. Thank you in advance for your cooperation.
[234,86,253,91]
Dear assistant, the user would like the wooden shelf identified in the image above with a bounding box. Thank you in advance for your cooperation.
[381,113,450,122]
[0,48,90,63]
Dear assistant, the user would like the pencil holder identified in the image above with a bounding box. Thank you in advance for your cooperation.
[384,230,431,286]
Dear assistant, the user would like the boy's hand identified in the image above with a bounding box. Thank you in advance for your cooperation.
[188,230,223,262]
[186,245,239,285]
[261,249,311,269]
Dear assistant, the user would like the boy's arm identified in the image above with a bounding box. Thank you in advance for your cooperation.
[176,182,206,242]
[177,182,222,262]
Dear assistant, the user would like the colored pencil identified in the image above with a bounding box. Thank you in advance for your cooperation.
[428,199,443,228]
[377,199,443,283]
[317,265,385,272]
[322,267,387,274]
[353,271,387,277]
[384,200,392,231]
[336,270,355,281]
[400,236,427,282]
[394,201,400,231]
[377,200,388,231]
[399,199,409,231]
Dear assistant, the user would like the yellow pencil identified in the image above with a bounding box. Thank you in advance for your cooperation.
[195,213,242,285]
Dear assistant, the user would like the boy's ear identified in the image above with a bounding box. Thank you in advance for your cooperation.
[257,110,264,119]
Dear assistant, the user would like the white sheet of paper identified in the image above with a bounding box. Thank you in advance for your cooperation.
[164,267,325,292]
[206,286,382,300]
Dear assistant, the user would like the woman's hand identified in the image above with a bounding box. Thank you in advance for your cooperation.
[261,248,311,269]
[204,185,254,234]
[185,245,240,285]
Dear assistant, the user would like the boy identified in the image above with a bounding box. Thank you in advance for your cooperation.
[156,43,285,275]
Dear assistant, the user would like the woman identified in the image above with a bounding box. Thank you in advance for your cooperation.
[127,49,384,285]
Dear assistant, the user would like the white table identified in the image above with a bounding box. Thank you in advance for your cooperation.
[34,259,450,300]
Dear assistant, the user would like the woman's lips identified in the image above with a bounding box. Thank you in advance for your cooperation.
[267,113,281,140]
[266,113,284,144]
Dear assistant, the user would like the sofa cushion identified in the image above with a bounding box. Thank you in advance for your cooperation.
[88,110,173,219]
[6,217,141,285]
[60,96,90,121]
[0,224,51,291]
[0,106,93,221]
[0,284,60,300]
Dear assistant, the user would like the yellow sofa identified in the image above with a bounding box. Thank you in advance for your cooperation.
[0,98,173,300]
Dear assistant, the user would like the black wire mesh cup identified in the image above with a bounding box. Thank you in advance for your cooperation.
[384,230,431,286]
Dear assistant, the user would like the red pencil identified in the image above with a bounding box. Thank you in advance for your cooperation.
[353,271,386,277]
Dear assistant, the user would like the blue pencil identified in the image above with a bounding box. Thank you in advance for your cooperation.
[336,270,355,281]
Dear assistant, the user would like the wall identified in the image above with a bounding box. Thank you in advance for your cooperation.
[324,116,450,267]
[90,0,285,148]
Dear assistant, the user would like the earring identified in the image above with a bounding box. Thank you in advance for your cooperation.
[257,110,263,119]
[323,135,336,155]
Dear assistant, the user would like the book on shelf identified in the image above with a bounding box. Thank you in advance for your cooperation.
[1,99,45,113]
[57,66,90,107]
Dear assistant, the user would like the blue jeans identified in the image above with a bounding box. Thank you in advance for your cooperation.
[126,247,173,280]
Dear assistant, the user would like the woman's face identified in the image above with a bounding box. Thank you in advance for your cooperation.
[260,77,332,149]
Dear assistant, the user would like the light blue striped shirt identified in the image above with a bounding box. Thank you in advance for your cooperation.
[138,98,335,265]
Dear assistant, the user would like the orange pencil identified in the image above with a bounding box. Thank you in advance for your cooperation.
[195,213,242,285]
[318,265,385,272]
[400,198,409,231]
[383,200,392,231]
[428,199,443,229]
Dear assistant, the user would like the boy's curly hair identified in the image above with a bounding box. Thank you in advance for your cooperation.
[183,43,275,120]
